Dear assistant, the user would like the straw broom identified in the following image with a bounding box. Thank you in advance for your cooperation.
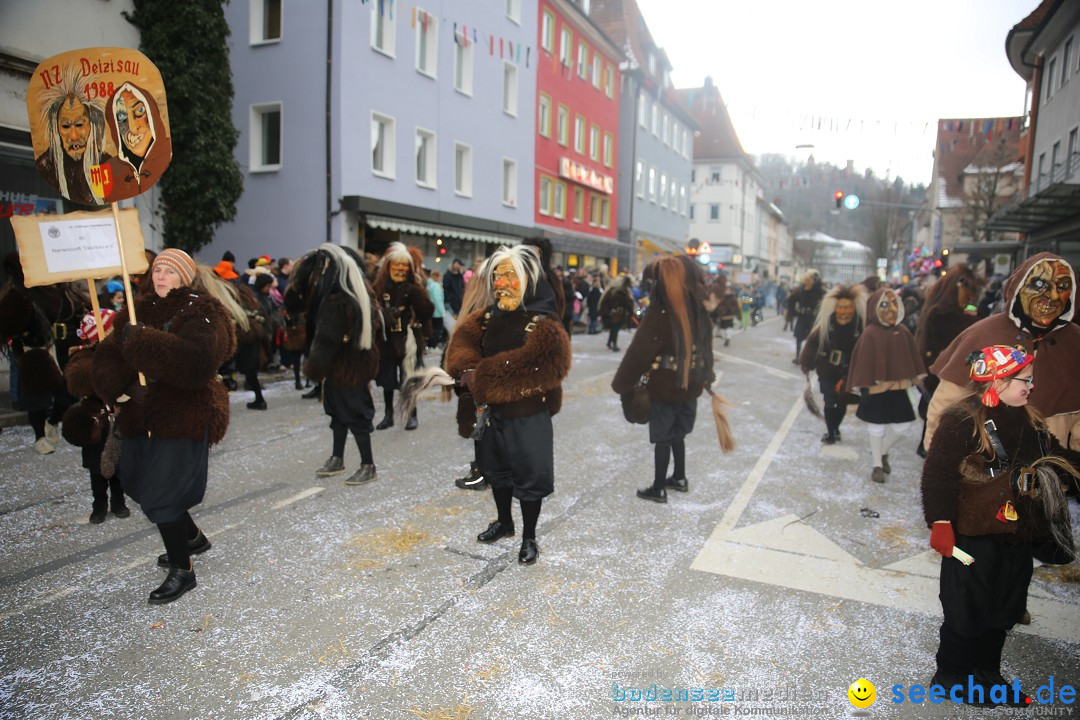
[802,372,822,418]
[705,388,735,453]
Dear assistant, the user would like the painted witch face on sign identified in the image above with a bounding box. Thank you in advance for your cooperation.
[1019,259,1073,328]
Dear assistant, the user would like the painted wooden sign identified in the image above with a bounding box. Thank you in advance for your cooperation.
[26,47,172,206]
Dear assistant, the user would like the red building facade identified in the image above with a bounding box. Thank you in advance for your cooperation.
[535,0,622,272]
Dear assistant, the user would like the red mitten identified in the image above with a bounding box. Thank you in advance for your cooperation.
[930,520,955,558]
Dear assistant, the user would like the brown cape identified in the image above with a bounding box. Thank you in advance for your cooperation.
[930,252,1080,417]
[847,287,925,391]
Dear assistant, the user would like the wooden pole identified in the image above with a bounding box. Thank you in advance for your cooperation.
[86,278,105,342]
[110,202,145,386]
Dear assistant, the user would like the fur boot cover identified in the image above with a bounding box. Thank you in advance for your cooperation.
[61,397,109,447]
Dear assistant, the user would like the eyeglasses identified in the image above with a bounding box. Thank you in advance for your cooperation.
[1010,376,1034,387]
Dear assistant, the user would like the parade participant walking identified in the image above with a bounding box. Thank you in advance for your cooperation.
[613,257,716,503]
[599,276,634,351]
[789,269,824,363]
[442,259,466,319]
[914,265,985,455]
[445,245,571,564]
[799,284,867,444]
[927,253,1080,452]
[373,243,433,431]
[716,289,739,347]
[847,287,925,483]
[61,309,129,523]
[921,345,1080,704]
[92,249,236,604]
[284,244,381,486]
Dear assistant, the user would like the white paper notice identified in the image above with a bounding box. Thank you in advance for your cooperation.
[38,218,122,275]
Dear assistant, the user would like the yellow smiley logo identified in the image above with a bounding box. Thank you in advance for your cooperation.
[848,678,876,709]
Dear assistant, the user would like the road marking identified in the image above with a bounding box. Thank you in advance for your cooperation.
[716,352,802,380]
[691,395,1080,643]
[272,487,325,510]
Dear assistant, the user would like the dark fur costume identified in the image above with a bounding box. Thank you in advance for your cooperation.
[445,308,570,418]
[915,265,984,369]
[61,348,109,447]
[305,294,380,388]
[92,287,236,444]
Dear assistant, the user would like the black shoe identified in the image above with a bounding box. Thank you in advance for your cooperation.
[376,414,394,430]
[315,456,345,477]
[975,669,1030,707]
[477,520,515,543]
[611,346,620,352]
[157,531,212,567]
[222,377,238,391]
[295,380,305,390]
[636,485,668,503]
[148,565,197,605]
[111,503,131,519]
[665,476,689,493]
[835,429,842,441]
[455,464,487,490]
[929,669,968,697]
[821,432,837,445]
[302,385,321,399]
[518,538,539,565]
[882,454,891,474]
[344,464,378,485]
[247,399,268,410]
[89,506,108,524]
[404,415,418,431]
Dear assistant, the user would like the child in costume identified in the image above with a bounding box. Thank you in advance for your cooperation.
[921,345,1079,706]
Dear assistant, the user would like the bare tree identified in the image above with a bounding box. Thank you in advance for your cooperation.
[961,136,1019,244]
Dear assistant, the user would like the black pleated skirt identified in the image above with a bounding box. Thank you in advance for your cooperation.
[117,433,208,524]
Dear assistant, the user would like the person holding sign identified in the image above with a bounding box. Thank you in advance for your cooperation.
[921,345,1080,704]
[92,249,236,605]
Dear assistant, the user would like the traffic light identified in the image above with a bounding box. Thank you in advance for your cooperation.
[941,248,950,267]
[834,190,844,209]
[438,247,447,255]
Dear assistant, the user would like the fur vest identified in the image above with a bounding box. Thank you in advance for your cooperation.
[445,308,570,419]
[92,287,236,444]
[921,402,1080,542]
[303,293,379,389]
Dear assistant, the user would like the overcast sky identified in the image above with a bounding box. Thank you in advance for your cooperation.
[634,0,1033,186]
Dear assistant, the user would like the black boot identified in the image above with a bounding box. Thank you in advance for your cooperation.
[109,477,130,518]
[376,413,394,430]
[302,383,321,399]
[636,485,667,503]
[404,411,418,431]
[157,530,212,568]
[89,502,108,524]
[149,564,197,604]
[455,463,487,490]
[90,473,109,523]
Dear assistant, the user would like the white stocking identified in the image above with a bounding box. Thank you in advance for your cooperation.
[868,424,885,469]
[883,421,912,455]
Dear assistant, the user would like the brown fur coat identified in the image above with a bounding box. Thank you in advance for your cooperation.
[92,287,236,444]
[445,308,570,419]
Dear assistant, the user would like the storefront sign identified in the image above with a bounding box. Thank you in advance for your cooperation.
[559,157,614,194]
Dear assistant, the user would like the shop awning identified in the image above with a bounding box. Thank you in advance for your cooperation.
[365,214,518,245]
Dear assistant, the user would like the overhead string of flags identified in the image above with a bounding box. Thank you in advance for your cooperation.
[360,0,534,68]
[936,117,1023,155]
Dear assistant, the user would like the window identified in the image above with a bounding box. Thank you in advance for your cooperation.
[553,181,566,219]
[560,27,572,67]
[370,0,395,55]
[539,175,553,216]
[638,96,648,127]
[680,185,687,215]
[709,203,720,221]
[503,62,518,116]
[683,129,691,158]
[502,158,517,206]
[415,128,436,188]
[589,125,600,161]
[371,112,395,177]
[574,115,586,154]
[1068,127,1078,177]
[573,188,584,222]
[541,11,554,53]
[506,0,521,23]
[599,197,610,229]
[660,173,668,208]
[711,168,721,183]
[1052,140,1061,180]
[648,166,656,201]
[651,103,658,135]
[538,94,551,137]
[251,0,282,43]
[556,104,569,146]
[589,194,609,228]
[635,160,644,197]
[672,123,680,154]
[1064,38,1073,86]
[662,113,669,145]
[603,132,613,168]
[415,8,438,77]
[1046,57,1057,100]
[250,102,282,171]
[577,42,588,80]
[453,31,473,95]
[1038,152,1046,188]
[669,180,677,210]
[454,142,472,196]
[605,64,614,98]
[689,204,694,220]
[591,54,602,89]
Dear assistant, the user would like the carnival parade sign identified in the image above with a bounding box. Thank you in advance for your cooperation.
[26,47,171,206]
